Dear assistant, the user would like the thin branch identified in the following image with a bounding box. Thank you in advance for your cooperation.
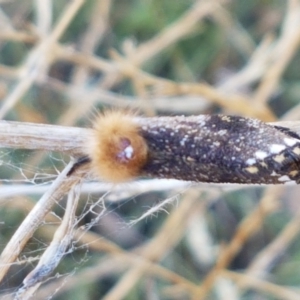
[0,160,86,283]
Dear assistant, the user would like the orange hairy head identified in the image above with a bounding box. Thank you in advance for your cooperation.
[88,111,148,183]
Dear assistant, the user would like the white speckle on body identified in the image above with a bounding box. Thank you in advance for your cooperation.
[270,171,279,176]
[221,116,231,122]
[246,158,256,165]
[186,156,196,162]
[284,180,297,185]
[270,144,286,154]
[255,150,268,160]
[284,138,297,147]
[124,145,134,159]
[278,175,291,182]
[218,130,227,136]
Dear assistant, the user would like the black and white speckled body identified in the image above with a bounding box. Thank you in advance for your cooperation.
[138,115,300,184]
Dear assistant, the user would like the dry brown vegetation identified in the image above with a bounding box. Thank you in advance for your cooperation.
[1,0,300,299]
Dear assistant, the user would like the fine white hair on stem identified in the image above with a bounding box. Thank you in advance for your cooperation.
[15,183,81,299]
[0,159,87,283]
[128,192,183,227]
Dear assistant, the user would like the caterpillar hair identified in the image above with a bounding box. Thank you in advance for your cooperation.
[86,111,148,183]
[79,111,300,185]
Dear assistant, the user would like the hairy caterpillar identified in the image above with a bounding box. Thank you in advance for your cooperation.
[72,111,300,185]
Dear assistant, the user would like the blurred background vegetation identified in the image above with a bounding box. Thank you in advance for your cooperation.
[1,0,300,299]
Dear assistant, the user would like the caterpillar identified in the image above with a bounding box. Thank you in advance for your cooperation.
[70,111,300,185]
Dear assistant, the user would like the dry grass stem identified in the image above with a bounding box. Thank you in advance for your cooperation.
[193,186,284,299]
[102,189,200,300]
[0,160,86,283]
[15,184,80,299]
[222,270,300,300]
